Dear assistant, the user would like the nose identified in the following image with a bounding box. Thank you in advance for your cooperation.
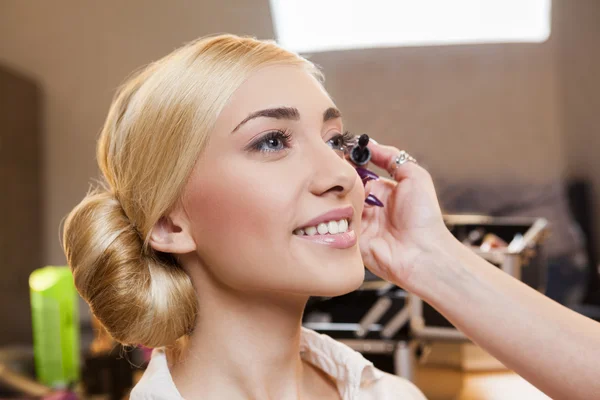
[307,140,358,199]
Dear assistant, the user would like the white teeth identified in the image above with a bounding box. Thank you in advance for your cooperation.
[339,219,348,233]
[328,221,339,234]
[317,223,328,235]
[305,226,317,236]
[294,219,350,236]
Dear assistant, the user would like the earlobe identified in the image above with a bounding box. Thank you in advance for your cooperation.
[149,216,196,254]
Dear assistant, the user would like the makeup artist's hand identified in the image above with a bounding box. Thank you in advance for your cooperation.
[356,143,600,400]
[358,141,452,291]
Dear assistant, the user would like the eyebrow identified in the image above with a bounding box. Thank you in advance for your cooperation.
[232,106,342,133]
[232,107,299,133]
[323,107,342,122]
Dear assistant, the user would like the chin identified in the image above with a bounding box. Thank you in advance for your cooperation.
[308,256,366,297]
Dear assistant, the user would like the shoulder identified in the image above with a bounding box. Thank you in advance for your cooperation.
[299,328,426,399]
[129,349,184,400]
[361,371,427,400]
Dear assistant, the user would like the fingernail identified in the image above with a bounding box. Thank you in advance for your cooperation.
[365,193,384,207]
[356,167,379,181]
[369,137,379,145]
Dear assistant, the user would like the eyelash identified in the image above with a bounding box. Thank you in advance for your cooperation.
[246,130,356,154]
[330,131,356,153]
[246,129,292,153]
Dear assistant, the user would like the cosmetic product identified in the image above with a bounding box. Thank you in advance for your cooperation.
[349,134,371,166]
[29,266,80,388]
[348,134,383,207]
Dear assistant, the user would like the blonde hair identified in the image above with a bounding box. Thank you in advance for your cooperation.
[62,35,321,348]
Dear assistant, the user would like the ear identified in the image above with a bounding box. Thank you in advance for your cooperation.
[149,211,196,255]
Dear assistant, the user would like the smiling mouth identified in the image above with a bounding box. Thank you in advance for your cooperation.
[293,218,351,236]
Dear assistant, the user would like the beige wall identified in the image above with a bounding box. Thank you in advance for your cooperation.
[0,1,593,265]
[313,41,564,184]
[554,0,600,260]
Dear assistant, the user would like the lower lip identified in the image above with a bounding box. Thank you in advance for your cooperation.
[293,230,357,249]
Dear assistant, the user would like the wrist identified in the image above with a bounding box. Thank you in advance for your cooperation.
[400,230,472,305]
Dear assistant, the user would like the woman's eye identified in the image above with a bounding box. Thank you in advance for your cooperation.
[329,136,343,149]
[265,137,283,150]
[247,130,292,153]
[327,131,355,153]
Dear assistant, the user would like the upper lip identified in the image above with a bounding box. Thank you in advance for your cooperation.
[298,206,354,229]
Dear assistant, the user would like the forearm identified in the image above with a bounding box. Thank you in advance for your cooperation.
[412,237,600,400]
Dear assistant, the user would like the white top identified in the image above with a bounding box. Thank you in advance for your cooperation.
[130,327,427,399]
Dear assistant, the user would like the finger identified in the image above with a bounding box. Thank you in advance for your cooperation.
[362,180,380,209]
[367,141,403,171]
[364,179,374,199]
[367,141,419,182]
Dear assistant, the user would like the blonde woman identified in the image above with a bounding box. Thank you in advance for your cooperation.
[63,35,426,399]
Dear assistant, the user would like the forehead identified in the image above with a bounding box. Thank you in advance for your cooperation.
[216,65,335,130]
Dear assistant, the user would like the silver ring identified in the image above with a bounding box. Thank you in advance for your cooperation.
[389,151,417,176]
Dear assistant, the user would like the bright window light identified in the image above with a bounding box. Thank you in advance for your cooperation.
[269,0,552,53]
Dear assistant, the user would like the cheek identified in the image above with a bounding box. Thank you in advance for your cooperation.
[182,165,299,286]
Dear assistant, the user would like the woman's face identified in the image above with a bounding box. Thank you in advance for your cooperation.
[181,65,366,297]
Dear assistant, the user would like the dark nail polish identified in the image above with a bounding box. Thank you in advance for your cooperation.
[365,193,384,207]
[356,167,379,181]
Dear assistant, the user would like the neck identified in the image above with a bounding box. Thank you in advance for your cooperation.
[169,261,322,399]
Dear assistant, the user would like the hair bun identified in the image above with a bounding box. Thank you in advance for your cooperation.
[63,190,197,348]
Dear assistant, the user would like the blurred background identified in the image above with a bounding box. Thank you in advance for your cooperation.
[1,0,599,399]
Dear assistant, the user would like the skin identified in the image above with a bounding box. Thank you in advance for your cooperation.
[150,65,367,399]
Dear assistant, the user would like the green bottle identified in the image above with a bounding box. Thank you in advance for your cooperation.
[29,266,80,387]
